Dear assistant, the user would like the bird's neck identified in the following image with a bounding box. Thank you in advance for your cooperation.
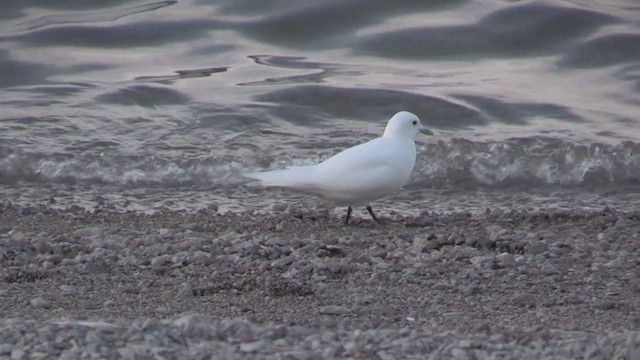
[382,132,412,141]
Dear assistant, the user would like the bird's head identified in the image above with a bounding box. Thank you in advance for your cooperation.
[382,111,432,140]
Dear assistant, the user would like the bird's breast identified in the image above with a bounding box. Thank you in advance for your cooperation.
[309,138,417,204]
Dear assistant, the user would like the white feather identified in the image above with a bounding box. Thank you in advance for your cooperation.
[245,111,426,206]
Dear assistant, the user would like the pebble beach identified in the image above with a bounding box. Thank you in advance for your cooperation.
[2,199,639,359]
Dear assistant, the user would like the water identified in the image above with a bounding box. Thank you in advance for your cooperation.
[1,0,639,214]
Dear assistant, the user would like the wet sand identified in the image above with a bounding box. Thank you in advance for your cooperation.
[1,200,639,358]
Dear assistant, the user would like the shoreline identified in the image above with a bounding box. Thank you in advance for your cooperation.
[1,203,639,357]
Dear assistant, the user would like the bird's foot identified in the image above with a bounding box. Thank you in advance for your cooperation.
[366,206,382,225]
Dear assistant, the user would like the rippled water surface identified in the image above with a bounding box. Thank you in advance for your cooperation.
[1,0,639,213]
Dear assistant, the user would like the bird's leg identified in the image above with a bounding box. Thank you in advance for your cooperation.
[366,206,382,224]
[344,206,353,225]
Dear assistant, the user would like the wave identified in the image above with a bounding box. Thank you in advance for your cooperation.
[1,137,638,188]
[0,156,244,188]
[414,137,640,187]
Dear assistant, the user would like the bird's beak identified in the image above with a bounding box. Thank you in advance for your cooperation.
[420,128,434,136]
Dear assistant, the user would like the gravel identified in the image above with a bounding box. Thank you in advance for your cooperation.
[1,316,638,359]
[1,201,640,358]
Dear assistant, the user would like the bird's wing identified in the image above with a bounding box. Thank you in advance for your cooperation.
[313,137,415,195]
[317,137,407,174]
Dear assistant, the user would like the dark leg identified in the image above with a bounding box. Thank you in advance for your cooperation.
[366,206,381,224]
[344,206,353,225]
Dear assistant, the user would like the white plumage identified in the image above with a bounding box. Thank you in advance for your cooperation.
[245,111,430,224]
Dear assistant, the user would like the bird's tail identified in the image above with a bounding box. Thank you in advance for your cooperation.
[244,165,318,191]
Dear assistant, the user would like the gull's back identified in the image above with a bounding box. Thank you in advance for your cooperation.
[311,136,417,205]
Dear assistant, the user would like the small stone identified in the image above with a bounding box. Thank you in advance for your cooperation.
[515,255,527,266]
[60,285,76,294]
[512,293,537,308]
[61,258,77,266]
[377,351,394,360]
[193,251,213,266]
[35,239,53,254]
[470,256,494,270]
[463,286,481,296]
[10,348,25,360]
[240,341,264,353]
[47,254,63,265]
[370,249,388,260]
[158,228,171,236]
[451,348,467,358]
[488,227,510,241]
[270,255,295,269]
[117,348,135,358]
[184,223,205,232]
[316,245,345,257]
[319,305,349,315]
[282,351,314,360]
[412,237,436,253]
[83,257,108,272]
[30,297,51,309]
[151,254,173,266]
[605,259,622,269]
[173,314,214,336]
[477,236,496,249]
[0,343,15,355]
[554,256,577,269]
[154,306,171,315]
[351,251,373,264]
[179,283,193,297]
[527,242,548,255]
[9,231,25,242]
[72,226,102,238]
[496,253,515,268]
[326,260,351,276]
[354,295,375,306]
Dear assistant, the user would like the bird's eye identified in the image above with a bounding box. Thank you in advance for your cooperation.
[412,120,417,125]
